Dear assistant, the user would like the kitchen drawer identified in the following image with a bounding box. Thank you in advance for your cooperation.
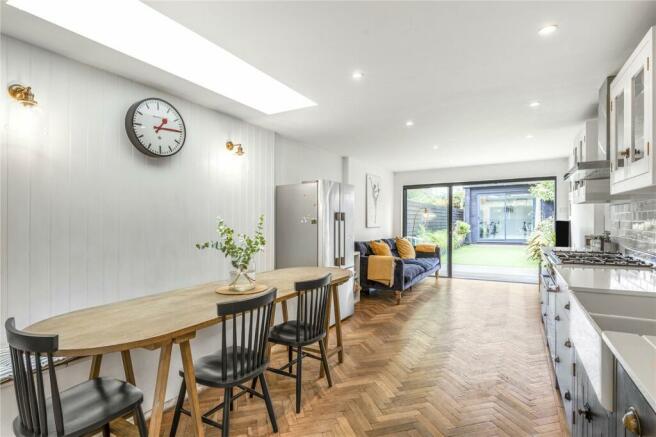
[540,281,549,325]
[546,295,558,359]
[616,362,656,436]
[555,347,574,429]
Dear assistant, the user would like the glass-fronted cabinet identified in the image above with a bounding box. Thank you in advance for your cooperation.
[610,26,655,194]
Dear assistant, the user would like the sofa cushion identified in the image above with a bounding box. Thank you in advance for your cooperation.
[355,241,372,257]
[395,237,416,259]
[402,263,425,283]
[370,240,392,256]
[403,257,439,272]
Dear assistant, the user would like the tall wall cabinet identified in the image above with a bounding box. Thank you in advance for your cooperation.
[610,27,656,194]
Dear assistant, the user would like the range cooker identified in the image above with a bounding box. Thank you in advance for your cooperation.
[548,250,655,268]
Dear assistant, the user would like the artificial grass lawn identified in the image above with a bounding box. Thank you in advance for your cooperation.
[451,244,538,268]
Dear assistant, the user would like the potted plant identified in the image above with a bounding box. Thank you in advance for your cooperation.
[196,214,266,292]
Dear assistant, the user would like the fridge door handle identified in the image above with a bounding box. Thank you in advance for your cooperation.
[340,212,346,266]
[334,212,340,266]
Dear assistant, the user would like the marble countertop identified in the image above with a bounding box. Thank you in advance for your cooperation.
[602,331,656,412]
[553,264,656,296]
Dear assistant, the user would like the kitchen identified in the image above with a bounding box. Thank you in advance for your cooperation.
[540,26,656,436]
[2,2,656,436]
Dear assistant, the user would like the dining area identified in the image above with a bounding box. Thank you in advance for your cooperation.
[5,266,352,437]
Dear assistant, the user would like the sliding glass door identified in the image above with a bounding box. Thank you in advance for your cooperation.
[404,186,451,276]
[403,177,556,282]
[477,192,535,242]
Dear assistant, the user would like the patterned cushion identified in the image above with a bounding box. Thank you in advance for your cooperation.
[395,237,416,259]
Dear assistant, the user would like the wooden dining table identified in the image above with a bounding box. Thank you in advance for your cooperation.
[25,266,352,437]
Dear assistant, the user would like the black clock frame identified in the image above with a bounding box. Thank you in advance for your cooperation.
[125,97,187,158]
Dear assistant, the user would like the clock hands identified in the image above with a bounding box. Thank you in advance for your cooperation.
[154,118,167,133]
[157,127,182,133]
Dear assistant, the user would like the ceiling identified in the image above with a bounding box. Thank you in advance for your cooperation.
[3,1,656,172]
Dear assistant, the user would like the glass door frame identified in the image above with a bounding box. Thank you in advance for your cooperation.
[402,176,557,278]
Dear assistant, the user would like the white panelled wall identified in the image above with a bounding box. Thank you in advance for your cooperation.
[0,35,275,430]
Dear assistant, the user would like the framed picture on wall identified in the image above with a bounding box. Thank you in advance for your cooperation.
[366,173,382,228]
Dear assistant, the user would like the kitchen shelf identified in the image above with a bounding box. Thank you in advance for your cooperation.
[564,160,611,181]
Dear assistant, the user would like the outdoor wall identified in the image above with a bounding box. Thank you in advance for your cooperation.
[393,158,570,236]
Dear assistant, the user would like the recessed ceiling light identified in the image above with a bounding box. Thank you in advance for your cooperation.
[352,71,364,80]
[529,101,541,108]
[6,0,315,115]
[432,145,439,150]
[538,24,559,36]
[526,134,534,139]
[405,120,414,127]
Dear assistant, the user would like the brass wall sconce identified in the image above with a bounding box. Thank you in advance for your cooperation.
[8,84,38,107]
[225,141,245,156]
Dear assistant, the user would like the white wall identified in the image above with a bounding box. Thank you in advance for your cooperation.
[274,134,342,185]
[273,136,395,242]
[345,158,394,241]
[393,157,570,235]
[0,35,275,430]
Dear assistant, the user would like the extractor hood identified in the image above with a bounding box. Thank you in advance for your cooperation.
[563,77,614,183]
[564,160,610,181]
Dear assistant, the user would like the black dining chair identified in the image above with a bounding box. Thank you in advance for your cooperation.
[169,288,278,437]
[5,318,147,437]
[256,274,333,414]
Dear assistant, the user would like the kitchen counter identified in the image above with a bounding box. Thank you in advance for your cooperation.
[553,263,656,296]
[602,331,656,412]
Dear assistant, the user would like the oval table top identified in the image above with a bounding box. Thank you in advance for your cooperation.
[25,267,351,357]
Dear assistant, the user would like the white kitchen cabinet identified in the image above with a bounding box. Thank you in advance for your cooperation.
[610,27,656,194]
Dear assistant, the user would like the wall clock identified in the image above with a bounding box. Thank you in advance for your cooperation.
[125,98,186,157]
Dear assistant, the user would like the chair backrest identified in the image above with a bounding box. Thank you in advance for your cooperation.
[216,288,277,383]
[5,318,64,437]
[294,273,332,343]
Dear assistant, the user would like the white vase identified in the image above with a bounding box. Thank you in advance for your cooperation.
[229,266,256,292]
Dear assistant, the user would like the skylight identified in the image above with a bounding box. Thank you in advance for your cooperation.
[7,0,317,115]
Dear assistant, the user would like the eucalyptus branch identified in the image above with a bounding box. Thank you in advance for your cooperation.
[196,214,266,270]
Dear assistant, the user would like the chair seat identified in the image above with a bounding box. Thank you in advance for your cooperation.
[268,320,324,346]
[13,377,143,437]
[181,347,261,387]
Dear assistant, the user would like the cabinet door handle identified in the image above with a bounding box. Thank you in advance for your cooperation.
[578,403,593,423]
[564,339,572,348]
[622,407,642,436]
[620,147,631,157]
[554,356,560,363]
[565,302,570,310]
[555,315,561,321]
[543,313,547,317]
[564,391,571,401]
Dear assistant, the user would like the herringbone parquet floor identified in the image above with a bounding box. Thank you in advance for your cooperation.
[160,278,567,436]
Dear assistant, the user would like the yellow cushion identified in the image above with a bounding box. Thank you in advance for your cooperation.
[395,237,415,259]
[370,240,392,256]
[416,243,437,253]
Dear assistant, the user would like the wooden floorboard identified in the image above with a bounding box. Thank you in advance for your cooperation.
[158,278,568,436]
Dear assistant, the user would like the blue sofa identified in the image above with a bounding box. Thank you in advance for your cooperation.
[355,238,441,304]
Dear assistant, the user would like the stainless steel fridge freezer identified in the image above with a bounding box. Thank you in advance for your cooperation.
[275,180,355,321]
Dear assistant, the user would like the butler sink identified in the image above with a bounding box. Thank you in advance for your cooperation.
[570,291,656,411]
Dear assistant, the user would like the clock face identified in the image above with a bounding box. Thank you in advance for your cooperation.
[125,98,186,157]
